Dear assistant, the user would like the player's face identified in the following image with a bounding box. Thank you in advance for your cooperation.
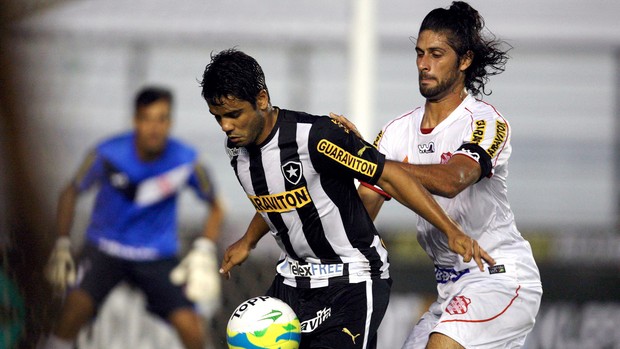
[416,30,468,101]
[208,90,270,147]
[134,99,172,159]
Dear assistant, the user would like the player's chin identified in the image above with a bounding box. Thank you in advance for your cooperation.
[229,137,247,146]
[143,144,166,156]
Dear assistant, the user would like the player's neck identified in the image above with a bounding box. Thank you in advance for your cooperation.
[137,148,164,162]
[255,106,279,145]
[135,140,166,162]
[422,88,467,128]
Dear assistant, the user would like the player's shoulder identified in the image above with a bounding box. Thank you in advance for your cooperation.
[96,132,133,156]
[381,107,421,136]
[310,113,356,137]
[465,97,507,123]
[166,137,198,162]
[280,108,348,135]
[280,108,323,125]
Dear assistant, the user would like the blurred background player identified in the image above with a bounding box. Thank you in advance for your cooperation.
[43,86,225,349]
[339,2,543,348]
[200,48,494,349]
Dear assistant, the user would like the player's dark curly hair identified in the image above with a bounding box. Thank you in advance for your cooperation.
[200,48,269,108]
[420,1,511,97]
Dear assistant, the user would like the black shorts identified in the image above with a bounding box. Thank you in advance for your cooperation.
[266,275,391,349]
[75,243,193,319]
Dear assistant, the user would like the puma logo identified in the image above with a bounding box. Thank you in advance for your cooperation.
[357,145,372,156]
[342,328,361,344]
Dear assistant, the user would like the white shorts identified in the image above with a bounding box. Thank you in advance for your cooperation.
[402,272,542,349]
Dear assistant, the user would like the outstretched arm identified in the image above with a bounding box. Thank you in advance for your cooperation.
[170,196,226,304]
[200,196,225,242]
[330,112,486,198]
[358,184,386,221]
[377,160,495,270]
[398,154,480,198]
[219,212,270,279]
[46,182,80,292]
[56,184,79,238]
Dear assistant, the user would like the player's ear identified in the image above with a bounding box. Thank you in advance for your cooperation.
[459,50,474,72]
[256,89,269,110]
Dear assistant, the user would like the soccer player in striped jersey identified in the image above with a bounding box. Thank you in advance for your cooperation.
[341,2,543,348]
[200,48,494,349]
[43,87,224,349]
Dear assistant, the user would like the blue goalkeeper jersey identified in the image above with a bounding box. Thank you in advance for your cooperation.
[73,132,217,260]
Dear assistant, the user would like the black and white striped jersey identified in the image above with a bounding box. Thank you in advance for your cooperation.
[226,109,390,288]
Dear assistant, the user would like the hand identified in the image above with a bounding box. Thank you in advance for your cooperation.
[170,237,221,305]
[45,237,76,292]
[448,233,496,271]
[219,237,253,280]
[329,112,363,139]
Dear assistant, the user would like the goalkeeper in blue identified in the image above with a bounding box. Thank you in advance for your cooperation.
[43,86,225,349]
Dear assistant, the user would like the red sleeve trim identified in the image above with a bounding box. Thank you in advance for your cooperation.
[360,181,392,200]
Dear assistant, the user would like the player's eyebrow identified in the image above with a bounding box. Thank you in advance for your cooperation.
[416,46,448,54]
[222,109,243,118]
[210,108,243,118]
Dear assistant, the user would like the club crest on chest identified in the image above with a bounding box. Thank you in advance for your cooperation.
[281,161,303,185]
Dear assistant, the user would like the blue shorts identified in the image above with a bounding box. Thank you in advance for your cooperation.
[76,243,193,319]
[267,275,391,349]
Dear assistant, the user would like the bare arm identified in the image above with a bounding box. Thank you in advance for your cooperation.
[56,184,79,238]
[47,182,80,290]
[377,161,462,239]
[330,112,480,198]
[377,160,494,270]
[331,112,493,268]
[200,196,225,242]
[357,184,386,221]
[219,212,270,279]
[399,154,480,198]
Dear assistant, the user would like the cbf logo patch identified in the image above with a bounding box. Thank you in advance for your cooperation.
[226,146,248,160]
[281,161,303,185]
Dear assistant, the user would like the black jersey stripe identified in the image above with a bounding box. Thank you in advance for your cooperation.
[279,111,340,263]
[246,145,301,261]
[320,178,386,278]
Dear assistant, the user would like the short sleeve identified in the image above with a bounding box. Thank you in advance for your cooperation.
[455,114,510,178]
[72,150,105,192]
[188,162,217,203]
[308,117,385,185]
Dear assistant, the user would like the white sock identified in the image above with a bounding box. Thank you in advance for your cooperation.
[43,334,73,349]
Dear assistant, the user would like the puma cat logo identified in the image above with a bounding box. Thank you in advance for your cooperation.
[342,328,361,344]
[357,145,372,156]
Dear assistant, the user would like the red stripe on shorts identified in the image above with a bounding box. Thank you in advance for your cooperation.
[440,285,521,323]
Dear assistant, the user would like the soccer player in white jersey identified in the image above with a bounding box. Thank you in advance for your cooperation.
[344,2,542,348]
[200,48,495,349]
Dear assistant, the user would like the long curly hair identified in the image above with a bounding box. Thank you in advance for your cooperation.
[419,1,511,97]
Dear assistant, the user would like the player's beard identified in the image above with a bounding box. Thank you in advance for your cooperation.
[419,68,461,101]
[236,111,266,147]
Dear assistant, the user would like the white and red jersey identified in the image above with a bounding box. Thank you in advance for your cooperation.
[374,95,540,285]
